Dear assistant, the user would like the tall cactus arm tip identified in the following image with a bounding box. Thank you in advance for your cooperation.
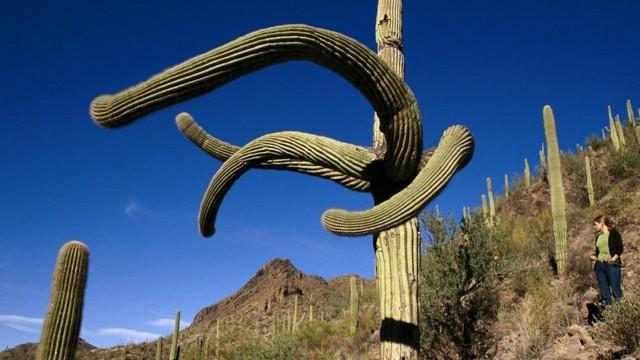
[321,125,473,236]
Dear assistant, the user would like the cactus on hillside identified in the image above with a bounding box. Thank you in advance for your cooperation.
[543,105,568,274]
[350,276,359,336]
[609,106,621,151]
[615,115,627,147]
[293,295,299,332]
[636,126,640,145]
[504,174,509,199]
[524,158,531,189]
[36,241,89,360]
[486,177,495,226]
[539,144,547,175]
[155,337,162,360]
[169,310,180,360]
[627,99,636,127]
[215,319,221,359]
[585,155,595,207]
[89,5,475,358]
[481,195,488,223]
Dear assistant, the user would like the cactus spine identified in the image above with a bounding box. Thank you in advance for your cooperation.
[36,241,89,360]
[585,155,595,207]
[524,158,531,189]
[486,177,495,225]
[155,337,162,360]
[543,106,568,274]
[615,115,626,147]
[169,310,180,360]
[626,99,636,127]
[350,276,359,336]
[504,174,509,199]
[608,106,621,151]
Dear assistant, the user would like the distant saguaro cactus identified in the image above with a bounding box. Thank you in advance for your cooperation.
[37,241,89,360]
[350,276,359,336]
[543,106,567,274]
[504,174,509,199]
[608,106,621,151]
[539,144,547,175]
[486,177,495,226]
[615,115,626,147]
[626,99,636,127]
[585,155,595,207]
[169,310,180,360]
[89,5,475,359]
[155,337,162,360]
[481,194,488,223]
[293,295,299,332]
[524,158,531,189]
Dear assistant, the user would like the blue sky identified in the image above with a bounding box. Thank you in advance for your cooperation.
[1,0,639,349]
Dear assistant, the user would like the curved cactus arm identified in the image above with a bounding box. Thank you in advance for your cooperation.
[176,112,372,191]
[90,24,422,181]
[197,131,376,236]
[321,125,474,236]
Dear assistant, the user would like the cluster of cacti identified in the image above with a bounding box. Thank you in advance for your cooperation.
[169,310,181,360]
[37,241,89,360]
[350,276,360,336]
[542,106,568,275]
[90,0,475,356]
[585,155,595,207]
[524,158,531,188]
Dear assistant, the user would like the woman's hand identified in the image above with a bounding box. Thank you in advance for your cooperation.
[590,255,598,261]
[609,255,619,263]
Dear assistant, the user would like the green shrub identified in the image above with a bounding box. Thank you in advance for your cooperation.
[595,295,640,353]
[608,147,640,180]
[419,211,498,359]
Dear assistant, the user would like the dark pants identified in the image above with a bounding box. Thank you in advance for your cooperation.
[594,261,623,305]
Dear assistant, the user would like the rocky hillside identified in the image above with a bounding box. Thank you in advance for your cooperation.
[1,259,378,359]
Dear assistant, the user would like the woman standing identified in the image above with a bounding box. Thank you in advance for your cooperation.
[590,215,624,305]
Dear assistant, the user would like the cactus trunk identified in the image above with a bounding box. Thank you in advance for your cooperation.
[155,337,162,360]
[37,241,89,360]
[350,276,360,336]
[481,194,488,223]
[504,174,509,199]
[524,158,531,188]
[615,115,626,147]
[486,177,495,226]
[609,106,621,151]
[585,155,595,207]
[169,311,180,360]
[543,106,568,275]
[626,99,635,127]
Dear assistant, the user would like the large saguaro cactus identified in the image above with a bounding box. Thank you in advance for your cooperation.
[90,11,474,360]
[37,241,89,360]
[543,106,567,274]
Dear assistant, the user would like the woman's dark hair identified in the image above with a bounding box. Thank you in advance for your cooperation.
[593,215,615,229]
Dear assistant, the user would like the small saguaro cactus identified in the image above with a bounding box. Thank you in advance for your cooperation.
[585,155,594,207]
[636,126,640,145]
[169,310,180,360]
[155,337,162,360]
[539,144,547,175]
[215,319,221,359]
[37,241,89,360]
[615,114,626,147]
[626,99,636,127]
[89,3,475,358]
[486,177,495,226]
[543,106,568,275]
[350,276,359,336]
[504,174,509,199]
[609,106,621,151]
[524,158,531,189]
[293,295,299,332]
[481,194,488,222]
